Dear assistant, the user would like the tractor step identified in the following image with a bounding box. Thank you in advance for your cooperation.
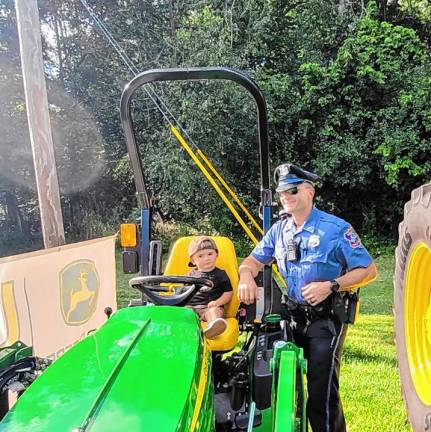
[215,392,262,431]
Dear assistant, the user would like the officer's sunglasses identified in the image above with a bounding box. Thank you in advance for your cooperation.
[280,187,299,195]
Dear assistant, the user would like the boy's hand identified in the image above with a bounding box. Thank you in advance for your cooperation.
[208,300,220,308]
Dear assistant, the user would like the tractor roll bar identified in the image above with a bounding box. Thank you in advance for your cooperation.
[120,67,271,212]
[120,68,273,315]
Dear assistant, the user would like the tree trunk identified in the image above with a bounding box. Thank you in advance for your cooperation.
[2,192,31,242]
[52,11,64,86]
[169,0,177,64]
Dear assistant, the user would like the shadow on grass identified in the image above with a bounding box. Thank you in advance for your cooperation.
[343,345,397,367]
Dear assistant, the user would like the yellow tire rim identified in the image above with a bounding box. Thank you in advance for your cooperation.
[405,241,431,405]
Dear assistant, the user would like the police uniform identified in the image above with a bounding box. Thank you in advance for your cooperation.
[251,164,373,432]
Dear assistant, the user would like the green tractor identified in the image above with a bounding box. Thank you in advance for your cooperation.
[0,68,308,431]
[0,342,36,417]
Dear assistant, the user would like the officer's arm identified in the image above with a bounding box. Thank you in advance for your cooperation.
[238,256,265,305]
[302,262,378,304]
[336,262,378,292]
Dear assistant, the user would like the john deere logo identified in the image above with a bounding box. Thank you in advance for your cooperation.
[60,260,99,325]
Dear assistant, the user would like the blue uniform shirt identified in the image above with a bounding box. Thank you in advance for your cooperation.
[251,207,373,303]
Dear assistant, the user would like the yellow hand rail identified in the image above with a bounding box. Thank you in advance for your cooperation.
[170,126,287,289]
[171,125,259,243]
[196,149,263,235]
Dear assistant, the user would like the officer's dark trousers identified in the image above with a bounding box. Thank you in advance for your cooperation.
[292,318,348,432]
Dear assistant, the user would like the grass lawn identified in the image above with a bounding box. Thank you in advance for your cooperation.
[341,253,411,431]
[115,251,411,431]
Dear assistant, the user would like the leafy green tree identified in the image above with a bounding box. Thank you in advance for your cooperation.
[2,0,431,256]
[297,7,431,235]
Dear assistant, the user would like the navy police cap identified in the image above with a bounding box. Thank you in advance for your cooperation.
[274,163,319,192]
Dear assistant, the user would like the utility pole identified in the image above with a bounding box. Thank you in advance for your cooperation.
[14,0,65,248]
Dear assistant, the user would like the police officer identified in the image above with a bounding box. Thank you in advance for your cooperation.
[238,163,377,432]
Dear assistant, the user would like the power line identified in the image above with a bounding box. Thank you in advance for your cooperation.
[79,0,200,149]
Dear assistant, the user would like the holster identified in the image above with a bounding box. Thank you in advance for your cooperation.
[332,290,360,324]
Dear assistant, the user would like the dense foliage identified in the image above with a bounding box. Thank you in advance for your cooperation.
[0,0,430,256]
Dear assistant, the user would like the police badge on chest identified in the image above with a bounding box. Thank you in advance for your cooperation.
[309,235,320,248]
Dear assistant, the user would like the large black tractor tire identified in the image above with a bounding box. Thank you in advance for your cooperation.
[394,183,431,432]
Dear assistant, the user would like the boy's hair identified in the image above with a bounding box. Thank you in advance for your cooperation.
[188,236,218,266]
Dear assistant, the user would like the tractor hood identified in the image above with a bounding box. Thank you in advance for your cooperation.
[0,306,210,432]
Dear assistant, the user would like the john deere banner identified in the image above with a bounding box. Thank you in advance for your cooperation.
[0,236,117,359]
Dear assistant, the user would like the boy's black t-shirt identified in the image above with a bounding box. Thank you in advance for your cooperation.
[187,267,233,306]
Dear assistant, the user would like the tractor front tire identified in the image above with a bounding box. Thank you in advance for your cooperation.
[394,183,431,432]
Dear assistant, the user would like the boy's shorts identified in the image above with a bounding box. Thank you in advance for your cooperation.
[188,304,224,322]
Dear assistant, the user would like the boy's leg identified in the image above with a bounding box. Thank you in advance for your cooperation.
[187,305,207,320]
[203,306,224,322]
[203,306,227,339]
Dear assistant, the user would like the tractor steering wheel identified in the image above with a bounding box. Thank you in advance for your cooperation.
[129,275,213,306]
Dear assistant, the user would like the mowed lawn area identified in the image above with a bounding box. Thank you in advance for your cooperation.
[340,253,411,432]
[116,251,411,431]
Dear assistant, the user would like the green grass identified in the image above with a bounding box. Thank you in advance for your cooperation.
[341,315,409,431]
[341,253,411,431]
[115,250,411,431]
[359,252,395,316]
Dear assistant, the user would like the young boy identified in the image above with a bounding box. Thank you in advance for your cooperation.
[186,236,233,339]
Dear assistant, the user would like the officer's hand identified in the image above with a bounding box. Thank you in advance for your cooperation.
[238,274,259,305]
[301,281,332,306]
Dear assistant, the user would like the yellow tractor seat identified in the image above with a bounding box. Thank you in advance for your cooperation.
[163,236,239,352]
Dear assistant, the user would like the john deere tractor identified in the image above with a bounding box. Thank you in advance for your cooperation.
[394,184,431,432]
[0,68,308,431]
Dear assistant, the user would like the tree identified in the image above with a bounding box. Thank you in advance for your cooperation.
[2,0,431,256]
[297,6,431,235]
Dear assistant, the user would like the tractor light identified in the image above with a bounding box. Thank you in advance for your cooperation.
[120,224,138,248]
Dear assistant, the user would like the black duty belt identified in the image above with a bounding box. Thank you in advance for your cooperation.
[283,295,333,323]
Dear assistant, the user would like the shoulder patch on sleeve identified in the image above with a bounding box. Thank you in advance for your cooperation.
[344,226,362,248]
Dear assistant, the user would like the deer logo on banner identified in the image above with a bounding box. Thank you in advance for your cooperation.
[60,260,99,325]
